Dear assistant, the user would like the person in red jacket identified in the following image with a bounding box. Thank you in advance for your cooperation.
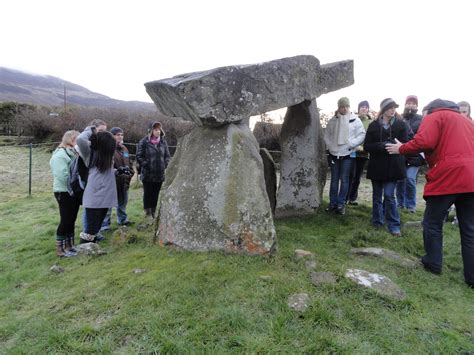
[386,99,474,288]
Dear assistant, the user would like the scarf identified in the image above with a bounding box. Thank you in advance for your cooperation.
[334,113,350,145]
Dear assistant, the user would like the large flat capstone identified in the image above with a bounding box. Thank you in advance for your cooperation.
[145,55,353,126]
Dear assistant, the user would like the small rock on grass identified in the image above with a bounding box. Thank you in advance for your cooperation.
[287,293,310,312]
[50,264,64,273]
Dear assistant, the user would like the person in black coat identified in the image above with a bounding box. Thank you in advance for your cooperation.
[364,98,408,236]
[136,121,171,218]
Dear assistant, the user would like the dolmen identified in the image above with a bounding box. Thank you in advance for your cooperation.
[145,55,353,255]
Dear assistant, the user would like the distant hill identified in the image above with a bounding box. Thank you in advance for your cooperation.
[0,67,156,112]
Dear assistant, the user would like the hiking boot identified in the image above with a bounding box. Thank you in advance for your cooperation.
[420,258,441,275]
[64,236,77,253]
[325,205,337,213]
[56,239,66,257]
[347,200,358,206]
[335,206,346,215]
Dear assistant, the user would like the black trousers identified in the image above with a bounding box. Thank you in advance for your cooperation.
[54,192,81,239]
[84,208,109,235]
[423,192,474,284]
[142,181,163,210]
[347,157,367,202]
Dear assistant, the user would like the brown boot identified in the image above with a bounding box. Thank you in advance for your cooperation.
[64,236,78,254]
[56,239,66,257]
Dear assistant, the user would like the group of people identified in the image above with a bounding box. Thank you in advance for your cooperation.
[324,96,474,288]
[49,120,170,257]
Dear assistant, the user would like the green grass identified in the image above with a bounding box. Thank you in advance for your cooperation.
[0,146,473,352]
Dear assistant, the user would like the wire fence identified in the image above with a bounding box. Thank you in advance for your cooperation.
[0,140,282,199]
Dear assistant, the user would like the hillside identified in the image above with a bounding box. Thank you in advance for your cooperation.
[0,67,156,111]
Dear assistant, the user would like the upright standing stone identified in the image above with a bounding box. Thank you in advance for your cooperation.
[259,148,277,215]
[157,123,276,254]
[276,99,327,217]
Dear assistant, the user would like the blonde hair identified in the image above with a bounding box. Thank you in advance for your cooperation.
[59,130,80,148]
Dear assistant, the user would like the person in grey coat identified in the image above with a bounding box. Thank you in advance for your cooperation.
[76,126,118,243]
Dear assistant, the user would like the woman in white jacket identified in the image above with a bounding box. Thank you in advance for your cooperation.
[323,97,366,215]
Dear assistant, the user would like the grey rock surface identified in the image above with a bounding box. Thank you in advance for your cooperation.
[145,55,353,126]
[305,260,317,269]
[259,148,277,215]
[345,269,406,300]
[276,100,327,217]
[287,293,310,312]
[310,272,337,285]
[50,264,64,273]
[295,249,313,258]
[76,242,107,256]
[351,247,420,268]
[157,123,276,254]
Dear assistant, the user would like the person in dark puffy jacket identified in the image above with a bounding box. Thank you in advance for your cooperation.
[395,95,425,212]
[364,98,408,237]
[136,121,171,218]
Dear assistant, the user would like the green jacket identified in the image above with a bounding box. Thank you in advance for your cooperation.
[50,147,76,192]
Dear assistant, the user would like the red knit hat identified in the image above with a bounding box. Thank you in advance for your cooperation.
[405,95,418,105]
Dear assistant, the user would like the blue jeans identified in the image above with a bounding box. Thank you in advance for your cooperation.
[328,157,353,208]
[371,180,400,234]
[101,189,129,230]
[422,193,474,284]
[396,166,419,210]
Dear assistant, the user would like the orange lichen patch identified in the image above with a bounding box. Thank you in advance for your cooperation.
[226,228,271,255]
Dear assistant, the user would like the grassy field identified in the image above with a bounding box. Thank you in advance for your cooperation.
[0,146,472,352]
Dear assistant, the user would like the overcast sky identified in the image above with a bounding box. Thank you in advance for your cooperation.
[2,0,472,116]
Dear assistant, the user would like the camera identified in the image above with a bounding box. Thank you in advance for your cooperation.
[115,166,133,176]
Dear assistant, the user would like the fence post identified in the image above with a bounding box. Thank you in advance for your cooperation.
[28,143,32,196]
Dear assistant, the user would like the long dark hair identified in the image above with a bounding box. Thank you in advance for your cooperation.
[94,131,116,173]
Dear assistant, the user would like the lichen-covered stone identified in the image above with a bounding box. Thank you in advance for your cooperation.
[276,99,327,217]
[351,247,420,268]
[157,123,276,255]
[345,269,406,300]
[145,55,353,126]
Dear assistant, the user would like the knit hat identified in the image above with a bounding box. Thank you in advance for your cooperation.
[405,95,418,105]
[110,127,123,135]
[148,121,165,136]
[150,121,162,130]
[380,98,399,115]
[337,97,350,108]
[358,100,370,112]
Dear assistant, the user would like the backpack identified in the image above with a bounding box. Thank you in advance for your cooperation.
[67,154,89,202]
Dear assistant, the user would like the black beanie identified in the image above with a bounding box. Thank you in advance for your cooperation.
[110,127,123,135]
[358,100,370,112]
